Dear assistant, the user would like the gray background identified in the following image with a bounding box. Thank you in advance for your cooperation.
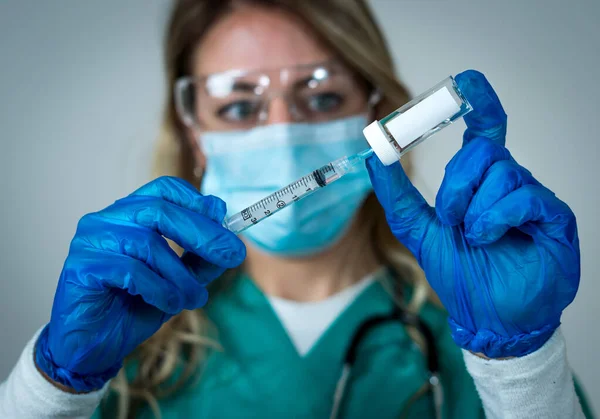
[0,0,598,411]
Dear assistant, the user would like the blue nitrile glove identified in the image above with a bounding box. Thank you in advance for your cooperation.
[366,70,580,358]
[35,177,246,392]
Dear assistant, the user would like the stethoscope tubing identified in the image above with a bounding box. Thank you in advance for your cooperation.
[330,268,443,419]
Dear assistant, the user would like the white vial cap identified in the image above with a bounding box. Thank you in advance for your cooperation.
[363,120,399,166]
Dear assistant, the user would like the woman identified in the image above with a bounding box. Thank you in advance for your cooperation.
[0,0,594,418]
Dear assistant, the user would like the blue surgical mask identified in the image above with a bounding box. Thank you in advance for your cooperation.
[199,115,372,257]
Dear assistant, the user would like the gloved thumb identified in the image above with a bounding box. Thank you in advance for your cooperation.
[366,155,435,258]
[455,69,507,146]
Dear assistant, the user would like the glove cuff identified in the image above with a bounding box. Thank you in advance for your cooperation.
[448,318,558,358]
[34,324,122,393]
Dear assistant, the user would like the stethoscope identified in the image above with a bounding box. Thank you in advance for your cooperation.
[329,270,443,419]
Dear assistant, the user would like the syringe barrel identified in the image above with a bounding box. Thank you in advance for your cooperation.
[362,76,472,166]
[222,161,335,235]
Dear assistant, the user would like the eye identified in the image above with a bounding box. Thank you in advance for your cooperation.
[306,92,344,113]
[217,100,260,122]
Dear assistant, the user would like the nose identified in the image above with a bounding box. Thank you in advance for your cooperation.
[265,96,294,125]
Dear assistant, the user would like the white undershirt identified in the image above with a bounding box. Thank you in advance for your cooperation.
[267,274,376,356]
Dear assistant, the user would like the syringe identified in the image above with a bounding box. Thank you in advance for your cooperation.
[224,148,374,234]
[223,75,472,234]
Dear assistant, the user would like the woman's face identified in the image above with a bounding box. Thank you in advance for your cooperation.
[188,5,369,134]
[185,6,374,256]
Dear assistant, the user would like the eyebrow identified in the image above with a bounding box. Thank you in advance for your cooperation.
[293,76,318,89]
[231,81,258,92]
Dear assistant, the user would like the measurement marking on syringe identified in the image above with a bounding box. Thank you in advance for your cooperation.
[240,164,337,221]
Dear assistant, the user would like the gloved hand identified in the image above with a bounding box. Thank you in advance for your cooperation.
[366,70,580,358]
[35,177,245,392]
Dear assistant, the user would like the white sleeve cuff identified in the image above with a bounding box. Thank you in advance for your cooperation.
[0,326,109,419]
[463,327,584,419]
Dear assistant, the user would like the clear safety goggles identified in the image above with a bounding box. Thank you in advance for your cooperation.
[174,60,374,131]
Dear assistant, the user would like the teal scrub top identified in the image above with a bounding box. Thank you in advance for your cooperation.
[95,273,489,418]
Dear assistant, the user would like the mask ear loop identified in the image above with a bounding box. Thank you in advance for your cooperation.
[366,89,383,121]
[368,89,383,107]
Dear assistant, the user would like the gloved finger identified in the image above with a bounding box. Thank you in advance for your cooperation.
[464,159,539,230]
[455,70,508,146]
[436,137,512,226]
[366,155,434,257]
[75,214,225,290]
[98,196,246,268]
[181,252,230,286]
[65,247,208,314]
[131,176,226,223]
[465,184,577,246]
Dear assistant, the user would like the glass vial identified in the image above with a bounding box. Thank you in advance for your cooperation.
[363,76,472,166]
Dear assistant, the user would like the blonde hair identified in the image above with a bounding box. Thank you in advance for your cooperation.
[106,0,432,417]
